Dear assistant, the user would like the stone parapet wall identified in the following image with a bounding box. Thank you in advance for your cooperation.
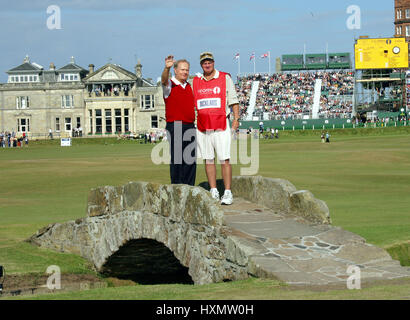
[228,176,330,224]
[87,182,225,226]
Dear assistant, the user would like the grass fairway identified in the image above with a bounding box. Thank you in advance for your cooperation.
[0,129,410,298]
[6,277,410,300]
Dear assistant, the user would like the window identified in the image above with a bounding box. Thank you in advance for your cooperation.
[407,26,410,37]
[55,117,60,132]
[59,73,79,81]
[151,115,158,129]
[65,117,72,132]
[105,109,112,133]
[61,95,74,108]
[141,94,155,110]
[115,109,122,133]
[124,109,129,132]
[398,10,402,19]
[16,96,30,109]
[406,9,410,18]
[95,109,102,133]
[76,117,81,129]
[17,118,30,132]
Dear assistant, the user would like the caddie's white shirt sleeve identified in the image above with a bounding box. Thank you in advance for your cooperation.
[226,75,239,107]
[162,79,172,99]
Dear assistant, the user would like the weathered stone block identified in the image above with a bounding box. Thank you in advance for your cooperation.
[123,181,146,211]
[289,190,331,225]
[87,186,124,217]
[231,176,297,213]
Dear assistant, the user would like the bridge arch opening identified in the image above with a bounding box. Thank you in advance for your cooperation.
[99,238,193,285]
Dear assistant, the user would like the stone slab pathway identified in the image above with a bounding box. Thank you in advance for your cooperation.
[222,198,410,285]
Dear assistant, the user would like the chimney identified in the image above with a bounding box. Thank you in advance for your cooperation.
[89,64,95,73]
[135,59,142,78]
[49,62,56,71]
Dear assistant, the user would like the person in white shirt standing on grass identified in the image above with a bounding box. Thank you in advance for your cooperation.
[192,52,240,205]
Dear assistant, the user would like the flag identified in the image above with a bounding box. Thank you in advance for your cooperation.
[250,53,255,61]
[234,53,240,60]
[260,53,269,58]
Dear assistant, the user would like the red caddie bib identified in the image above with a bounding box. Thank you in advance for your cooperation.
[193,71,227,132]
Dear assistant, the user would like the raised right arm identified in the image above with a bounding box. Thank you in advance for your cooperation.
[161,55,175,86]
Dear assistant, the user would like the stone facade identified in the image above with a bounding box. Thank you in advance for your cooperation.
[0,56,165,138]
[0,82,86,137]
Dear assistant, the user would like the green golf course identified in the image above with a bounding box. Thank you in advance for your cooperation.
[1,126,410,299]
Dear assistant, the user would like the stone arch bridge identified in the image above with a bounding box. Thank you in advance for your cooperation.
[29,176,410,285]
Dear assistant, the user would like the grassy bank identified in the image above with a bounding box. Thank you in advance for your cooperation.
[5,277,410,300]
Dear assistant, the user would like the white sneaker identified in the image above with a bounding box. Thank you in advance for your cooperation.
[210,188,220,200]
[221,190,233,205]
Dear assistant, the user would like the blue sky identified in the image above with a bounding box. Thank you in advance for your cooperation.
[0,0,394,82]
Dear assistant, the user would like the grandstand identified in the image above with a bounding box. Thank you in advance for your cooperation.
[235,51,355,122]
[236,70,354,122]
[235,41,409,123]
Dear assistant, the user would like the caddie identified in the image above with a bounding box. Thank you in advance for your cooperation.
[193,52,240,205]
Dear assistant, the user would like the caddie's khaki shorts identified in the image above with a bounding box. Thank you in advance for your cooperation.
[196,119,231,161]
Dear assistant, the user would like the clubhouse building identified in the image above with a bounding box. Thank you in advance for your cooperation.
[0,56,166,138]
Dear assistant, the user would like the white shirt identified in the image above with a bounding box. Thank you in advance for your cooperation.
[162,76,189,99]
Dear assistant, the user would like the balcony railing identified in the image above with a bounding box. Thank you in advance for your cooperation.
[87,91,135,98]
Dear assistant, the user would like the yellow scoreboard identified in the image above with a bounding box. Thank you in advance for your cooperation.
[354,37,408,70]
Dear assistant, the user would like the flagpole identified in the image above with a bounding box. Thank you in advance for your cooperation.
[304,43,306,66]
[268,51,271,75]
[254,56,256,74]
[238,53,241,76]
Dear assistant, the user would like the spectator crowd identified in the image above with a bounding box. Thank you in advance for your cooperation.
[0,131,29,148]
[235,71,354,120]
